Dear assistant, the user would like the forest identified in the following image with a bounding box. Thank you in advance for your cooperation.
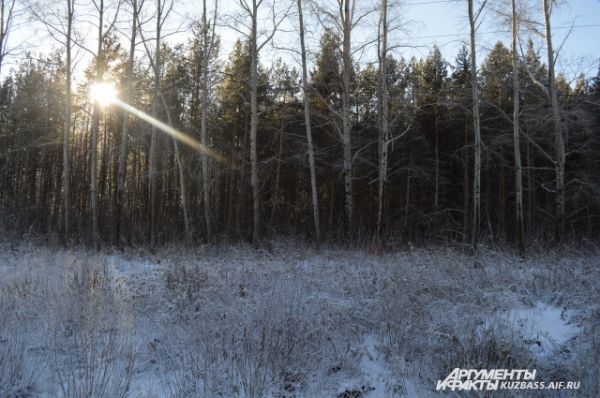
[1,1,600,397]
[0,0,599,251]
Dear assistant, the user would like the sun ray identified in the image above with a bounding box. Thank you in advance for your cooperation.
[89,82,228,165]
[115,99,228,165]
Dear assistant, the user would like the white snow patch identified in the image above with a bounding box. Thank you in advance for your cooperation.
[359,335,390,397]
[504,302,579,357]
[337,335,397,397]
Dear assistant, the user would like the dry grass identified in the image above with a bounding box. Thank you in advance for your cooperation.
[0,241,598,397]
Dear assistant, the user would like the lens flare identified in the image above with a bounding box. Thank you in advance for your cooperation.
[87,82,229,165]
[115,99,229,165]
[90,83,117,107]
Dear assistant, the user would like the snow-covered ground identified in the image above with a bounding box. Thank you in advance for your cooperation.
[0,241,598,397]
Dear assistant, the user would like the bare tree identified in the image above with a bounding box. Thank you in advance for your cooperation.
[297,0,321,244]
[90,0,121,249]
[199,0,218,241]
[139,0,174,245]
[90,0,105,249]
[231,0,292,245]
[28,0,76,244]
[341,0,353,235]
[116,0,144,245]
[542,0,566,241]
[63,0,73,245]
[160,93,192,241]
[468,0,485,251]
[0,0,17,75]
[312,0,373,237]
[512,0,525,256]
[375,0,389,243]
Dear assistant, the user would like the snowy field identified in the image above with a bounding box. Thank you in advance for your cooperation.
[0,241,599,397]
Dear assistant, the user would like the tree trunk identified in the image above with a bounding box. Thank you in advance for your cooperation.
[90,0,104,250]
[249,0,260,245]
[63,0,73,245]
[161,95,192,241]
[463,112,469,241]
[375,0,389,242]
[512,0,525,256]
[149,0,162,245]
[270,116,284,223]
[434,108,439,210]
[297,0,321,244]
[341,0,353,236]
[116,0,138,245]
[468,0,482,251]
[200,0,214,241]
[526,130,533,235]
[542,0,566,241]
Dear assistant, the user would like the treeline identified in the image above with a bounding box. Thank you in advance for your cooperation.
[0,1,599,249]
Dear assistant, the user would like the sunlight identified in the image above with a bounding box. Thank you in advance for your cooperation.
[90,83,118,107]
[88,81,228,164]
[114,99,229,165]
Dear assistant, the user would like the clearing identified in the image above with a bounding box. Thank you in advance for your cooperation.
[0,241,598,397]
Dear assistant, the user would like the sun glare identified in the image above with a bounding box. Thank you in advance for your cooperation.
[90,83,117,107]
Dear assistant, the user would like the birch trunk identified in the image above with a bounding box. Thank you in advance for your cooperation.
[200,0,214,241]
[512,0,525,256]
[468,0,482,250]
[542,0,566,241]
[376,0,389,241]
[297,0,321,244]
[149,0,162,245]
[90,0,104,250]
[341,0,353,235]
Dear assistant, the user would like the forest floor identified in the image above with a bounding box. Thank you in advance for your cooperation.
[0,240,599,397]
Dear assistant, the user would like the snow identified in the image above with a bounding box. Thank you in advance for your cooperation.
[0,242,598,397]
[504,302,579,358]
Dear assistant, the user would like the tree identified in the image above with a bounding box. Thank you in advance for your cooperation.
[450,46,472,240]
[90,0,105,249]
[63,0,73,245]
[375,0,389,242]
[28,0,76,244]
[0,0,17,75]
[232,0,291,245]
[312,0,373,237]
[139,0,174,245]
[511,0,525,255]
[297,0,321,244]
[88,0,121,248]
[415,46,448,212]
[340,0,353,236]
[199,0,218,241]
[2,0,600,247]
[468,0,485,251]
[161,44,192,241]
[311,32,342,235]
[542,0,566,241]
[480,42,513,238]
[217,40,251,232]
[116,0,143,245]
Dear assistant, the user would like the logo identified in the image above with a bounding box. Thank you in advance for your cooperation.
[436,368,580,391]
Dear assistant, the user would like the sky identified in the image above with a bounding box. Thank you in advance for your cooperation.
[2,0,600,81]
[398,0,600,78]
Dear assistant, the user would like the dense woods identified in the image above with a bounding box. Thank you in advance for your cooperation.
[0,0,599,249]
